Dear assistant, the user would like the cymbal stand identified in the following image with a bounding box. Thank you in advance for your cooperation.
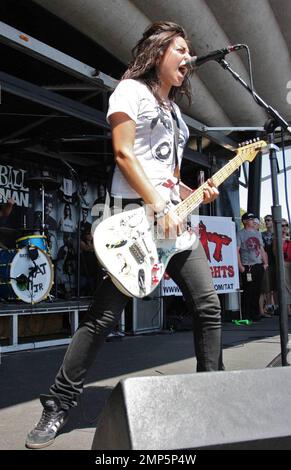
[40,183,45,236]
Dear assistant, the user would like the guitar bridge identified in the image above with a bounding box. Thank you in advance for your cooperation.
[129,242,146,264]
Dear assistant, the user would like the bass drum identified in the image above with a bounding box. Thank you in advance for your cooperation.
[0,247,53,304]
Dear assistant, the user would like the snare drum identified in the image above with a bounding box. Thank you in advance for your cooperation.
[0,247,53,303]
[16,234,48,253]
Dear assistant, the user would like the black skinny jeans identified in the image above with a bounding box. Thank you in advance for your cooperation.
[49,242,222,410]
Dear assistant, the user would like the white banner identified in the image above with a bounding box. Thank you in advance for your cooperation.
[162,216,239,296]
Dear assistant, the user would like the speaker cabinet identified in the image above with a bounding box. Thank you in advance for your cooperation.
[124,284,163,334]
[92,368,291,450]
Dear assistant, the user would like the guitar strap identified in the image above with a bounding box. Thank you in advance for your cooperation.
[170,105,181,180]
[102,160,116,221]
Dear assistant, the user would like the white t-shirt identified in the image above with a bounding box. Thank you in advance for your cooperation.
[107,79,189,199]
[59,217,74,233]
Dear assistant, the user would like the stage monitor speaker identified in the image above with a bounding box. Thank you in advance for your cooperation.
[124,284,163,334]
[92,368,291,450]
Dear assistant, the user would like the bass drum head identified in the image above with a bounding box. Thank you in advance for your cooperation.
[10,247,53,303]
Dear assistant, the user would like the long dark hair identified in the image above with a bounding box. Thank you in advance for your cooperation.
[122,21,193,106]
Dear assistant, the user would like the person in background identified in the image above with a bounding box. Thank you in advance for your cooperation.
[80,228,100,295]
[80,206,91,236]
[237,212,268,321]
[56,232,76,297]
[253,217,260,231]
[281,219,291,315]
[58,203,74,233]
[44,197,58,231]
[79,180,90,208]
[0,197,15,219]
[0,198,16,249]
[260,214,276,317]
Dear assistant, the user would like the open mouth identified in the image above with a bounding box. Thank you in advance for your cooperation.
[178,65,187,77]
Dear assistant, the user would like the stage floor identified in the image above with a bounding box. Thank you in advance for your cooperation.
[0,315,290,450]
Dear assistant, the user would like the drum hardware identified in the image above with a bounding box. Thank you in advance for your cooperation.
[24,176,61,192]
[24,175,60,236]
[3,274,30,291]
[27,246,39,262]
[8,264,40,292]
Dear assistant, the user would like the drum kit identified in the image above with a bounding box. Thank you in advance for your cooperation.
[0,176,60,304]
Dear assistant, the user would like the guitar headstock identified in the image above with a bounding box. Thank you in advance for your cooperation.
[237,138,268,162]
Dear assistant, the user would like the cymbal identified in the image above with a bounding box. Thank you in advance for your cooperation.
[25,176,60,191]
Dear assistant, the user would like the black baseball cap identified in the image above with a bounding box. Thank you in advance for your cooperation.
[241,212,256,222]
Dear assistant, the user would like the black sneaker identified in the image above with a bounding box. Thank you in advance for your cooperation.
[25,395,68,449]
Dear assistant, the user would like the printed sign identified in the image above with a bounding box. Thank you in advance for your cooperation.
[162,216,239,295]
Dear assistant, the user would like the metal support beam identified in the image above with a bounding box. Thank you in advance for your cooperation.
[183,148,211,168]
[24,145,96,167]
[0,91,100,144]
[183,115,237,151]
[0,20,117,91]
[0,70,109,129]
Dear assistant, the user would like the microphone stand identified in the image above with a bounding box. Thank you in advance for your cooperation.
[218,58,290,366]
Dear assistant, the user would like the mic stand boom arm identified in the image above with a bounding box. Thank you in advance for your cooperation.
[218,58,290,366]
[219,59,291,132]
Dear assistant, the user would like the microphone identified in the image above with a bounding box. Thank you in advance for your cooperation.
[185,44,244,67]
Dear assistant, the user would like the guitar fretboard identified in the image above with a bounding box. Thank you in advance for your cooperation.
[175,151,245,220]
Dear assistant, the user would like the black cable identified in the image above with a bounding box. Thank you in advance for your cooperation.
[243,45,256,97]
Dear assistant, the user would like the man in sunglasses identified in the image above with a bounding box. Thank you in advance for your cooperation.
[237,212,269,321]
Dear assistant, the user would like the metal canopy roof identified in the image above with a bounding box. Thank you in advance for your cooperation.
[33,0,291,130]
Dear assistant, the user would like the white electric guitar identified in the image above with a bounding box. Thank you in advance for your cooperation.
[93,139,267,298]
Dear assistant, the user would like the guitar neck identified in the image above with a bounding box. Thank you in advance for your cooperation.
[175,152,244,219]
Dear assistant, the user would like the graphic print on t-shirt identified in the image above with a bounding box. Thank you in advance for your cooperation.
[245,236,261,258]
[144,104,186,164]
